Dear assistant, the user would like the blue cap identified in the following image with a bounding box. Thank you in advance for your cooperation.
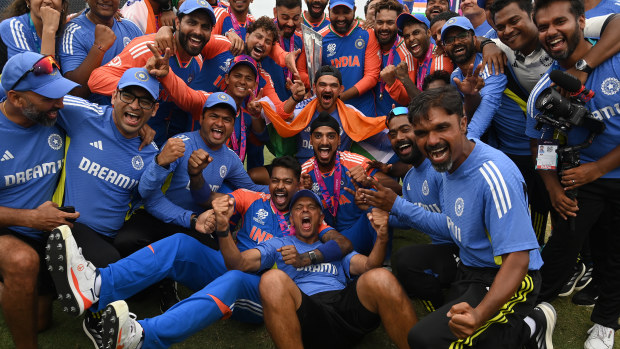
[117,68,160,100]
[178,0,216,26]
[477,0,487,9]
[329,0,355,10]
[396,13,430,34]
[1,52,78,99]
[289,189,324,211]
[440,16,474,41]
[203,92,237,112]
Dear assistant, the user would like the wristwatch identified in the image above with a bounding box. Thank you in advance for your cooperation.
[575,59,593,74]
[214,229,230,238]
[308,250,318,264]
[190,214,199,232]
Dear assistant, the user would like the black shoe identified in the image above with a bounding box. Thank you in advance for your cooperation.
[83,310,103,349]
[575,264,593,291]
[572,282,599,307]
[525,302,557,349]
[159,280,180,313]
[558,262,585,297]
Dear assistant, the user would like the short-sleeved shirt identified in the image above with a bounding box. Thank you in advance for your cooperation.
[256,236,357,296]
[586,0,620,18]
[0,14,47,67]
[295,105,353,164]
[0,98,64,240]
[302,12,330,32]
[301,151,378,231]
[57,96,158,238]
[213,7,255,38]
[230,189,334,252]
[190,34,233,93]
[526,53,620,178]
[260,33,304,102]
[375,38,416,117]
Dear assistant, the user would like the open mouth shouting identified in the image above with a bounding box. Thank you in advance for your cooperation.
[299,214,313,233]
[123,110,141,127]
[210,126,225,142]
[317,145,333,163]
[272,190,288,208]
[545,35,567,57]
[426,142,451,170]
[319,92,334,106]
[396,140,413,157]
[250,45,265,60]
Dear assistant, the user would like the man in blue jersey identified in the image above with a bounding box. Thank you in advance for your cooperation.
[44,156,351,348]
[460,0,493,36]
[425,0,451,21]
[59,0,143,102]
[360,87,556,349]
[303,0,330,31]
[526,0,620,347]
[209,189,417,348]
[381,106,459,313]
[0,52,79,349]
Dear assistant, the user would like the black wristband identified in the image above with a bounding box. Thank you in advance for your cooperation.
[161,2,173,11]
[190,214,198,232]
[291,95,303,103]
[215,229,230,238]
[480,38,495,50]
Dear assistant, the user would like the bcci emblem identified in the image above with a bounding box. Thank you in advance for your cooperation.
[422,180,429,196]
[48,133,63,150]
[601,77,620,96]
[355,38,365,49]
[540,55,553,67]
[327,43,337,57]
[254,208,269,224]
[135,71,149,81]
[131,155,144,170]
[198,0,208,6]
[218,93,230,101]
[446,18,457,25]
[455,198,464,217]
[123,36,131,46]
[219,165,227,178]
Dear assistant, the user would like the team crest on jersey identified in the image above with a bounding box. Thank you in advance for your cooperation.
[48,134,62,150]
[327,43,337,57]
[123,36,131,46]
[311,182,320,194]
[601,78,620,96]
[355,38,365,50]
[422,180,429,196]
[220,57,233,72]
[187,73,194,84]
[455,197,464,217]
[219,165,227,178]
[539,55,553,67]
[131,155,144,170]
[253,208,269,224]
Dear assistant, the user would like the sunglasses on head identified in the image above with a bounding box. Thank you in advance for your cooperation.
[9,56,60,91]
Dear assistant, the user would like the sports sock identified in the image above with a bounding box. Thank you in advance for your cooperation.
[524,316,536,337]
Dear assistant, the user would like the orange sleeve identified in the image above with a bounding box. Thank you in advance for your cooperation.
[231,189,267,215]
[385,80,410,106]
[268,35,309,88]
[158,70,208,121]
[201,34,232,60]
[88,36,155,96]
[259,69,286,112]
[296,45,310,89]
[431,53,454,74]
[212,7,228,35]
[353,29,381,95]
[269,42,288,66]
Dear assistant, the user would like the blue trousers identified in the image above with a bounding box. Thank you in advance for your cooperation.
[95,233,262,348]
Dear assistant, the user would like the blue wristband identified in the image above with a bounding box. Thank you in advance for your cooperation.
[190,184,212,205]
[317,240,342,262]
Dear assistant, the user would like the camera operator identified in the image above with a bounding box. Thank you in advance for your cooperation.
[526,0,620,347]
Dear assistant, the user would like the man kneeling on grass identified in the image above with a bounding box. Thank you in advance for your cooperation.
[211,190,417,348]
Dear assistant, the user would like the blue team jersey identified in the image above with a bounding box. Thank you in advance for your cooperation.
[256,236,357,295]
[0,100,64,240]
[586,0,620,18]
[526,54,620,178]
[391,159,452,244]
[302,12,330,32]
[302,151,378,231]
[190,50,233,93]
[484,28,498,39]
[228,107,269,170]
[260,33,304,102]
[57,96,158,238]
[229,189,334,252]
[375,40,414,117]
[320,23,377,116]
[0,14,46,59]
[295,104,353,164]
[139,131,268,228]
[451,53,506,139]
[392,141,543,269]
[474,21,493,37]
[492,66,531,156]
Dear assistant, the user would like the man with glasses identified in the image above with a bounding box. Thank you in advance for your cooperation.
[0,51,79,349]
[442,17,506,140]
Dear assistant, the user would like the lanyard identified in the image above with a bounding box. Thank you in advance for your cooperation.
[228,7,245,36]
[379,37,399,100]
[28,15,41,53]
[228,108,246,162]
[416,44,434,91]
[270,200,293,236]
[313,152,342,218]
[279,30,295,80]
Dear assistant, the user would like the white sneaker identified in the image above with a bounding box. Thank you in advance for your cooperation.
[101,301,143,349]
[46,225,99,316]
[584,324,615,349]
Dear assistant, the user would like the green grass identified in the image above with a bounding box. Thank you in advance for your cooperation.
[0,227,617,348]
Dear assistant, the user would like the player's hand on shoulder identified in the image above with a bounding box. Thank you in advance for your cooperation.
[225,30,245,56]
[159,9,176,28]
[138,124,156,151]
[31,201,80,231]
[188,149,213,176]
[157,137,186,167]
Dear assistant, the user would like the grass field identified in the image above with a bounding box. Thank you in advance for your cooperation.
[0,227,618,348]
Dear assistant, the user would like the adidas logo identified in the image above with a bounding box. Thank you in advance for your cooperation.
[89,140,103,150]
[1,150,14,161]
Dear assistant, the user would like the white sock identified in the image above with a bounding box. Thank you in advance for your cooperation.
[94,272,101,297]
[524,316,537,337]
